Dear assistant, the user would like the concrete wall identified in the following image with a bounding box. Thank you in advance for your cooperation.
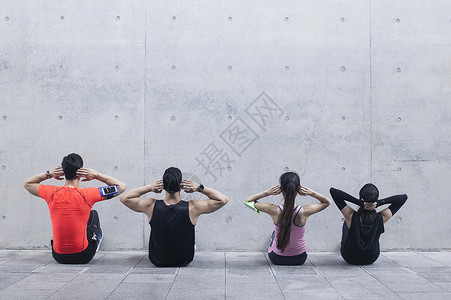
[1,1,450,251]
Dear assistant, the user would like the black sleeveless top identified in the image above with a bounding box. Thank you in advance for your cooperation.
[148,200,195,267]
[341,211,385,265]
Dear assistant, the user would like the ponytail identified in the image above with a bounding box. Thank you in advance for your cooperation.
[276,172,300,252]
[357,207,377,226]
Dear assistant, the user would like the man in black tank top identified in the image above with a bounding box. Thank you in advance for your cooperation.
[120,167,228,267]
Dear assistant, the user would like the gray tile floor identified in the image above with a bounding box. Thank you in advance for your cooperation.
[1,250,451,299]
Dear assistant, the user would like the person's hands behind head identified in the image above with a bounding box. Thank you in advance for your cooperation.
[50,167,65,180]
[181,179,200,193]
[150,180,164,193]
[363,202,377,210]
[298,185,314,196]
[266,185,282,196]
[76,168,98,182]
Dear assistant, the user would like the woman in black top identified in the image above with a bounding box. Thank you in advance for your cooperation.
[330,184,407,265]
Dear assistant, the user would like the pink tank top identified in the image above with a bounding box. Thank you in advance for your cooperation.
[268,205,307,256]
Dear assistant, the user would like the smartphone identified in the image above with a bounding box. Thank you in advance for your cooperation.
[99,185,119,198]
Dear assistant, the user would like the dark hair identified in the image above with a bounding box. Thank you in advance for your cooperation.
[61,153,83,180]
[357,183,379,225]
[163,167,182,194]
[359,183,379,203]
[277,172,300,252]
[357,208,378,226]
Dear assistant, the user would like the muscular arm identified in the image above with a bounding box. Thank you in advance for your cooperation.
[77,168,126,197]
[120,180,163,218]
[23,167,64,196]
[183,180,228,225]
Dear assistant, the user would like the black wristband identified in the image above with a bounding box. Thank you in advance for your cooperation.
[46,171,51,179]
[197,184,204,193]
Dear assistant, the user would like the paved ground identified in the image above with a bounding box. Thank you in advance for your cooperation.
[1,250,451,299]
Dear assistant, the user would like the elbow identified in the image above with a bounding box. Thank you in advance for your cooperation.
[23,181,31,192]
[119,183,127,194]
[222,196,229,206]
[119,194,128,204]
[401,194,408,205]
[325,198,332,206]
[329,187,336,196]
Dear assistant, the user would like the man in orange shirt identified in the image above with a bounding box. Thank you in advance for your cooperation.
[23,153,126,264]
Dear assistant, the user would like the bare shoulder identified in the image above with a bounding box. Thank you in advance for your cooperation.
[188,198,209,213]
[301,203,315,215]
[136,197,158,216]
[188,198,201,207]
[379,208,393,225]
[142,197,158,206]
[254,202,279,216]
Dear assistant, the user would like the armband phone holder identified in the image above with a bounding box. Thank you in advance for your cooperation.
[244,201,260,214]
[99,186,119,198]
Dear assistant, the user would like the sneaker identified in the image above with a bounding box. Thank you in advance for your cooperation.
[95,227,103,252]
[87,210,102,252]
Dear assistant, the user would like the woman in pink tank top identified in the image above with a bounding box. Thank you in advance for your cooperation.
[244,172,331,265]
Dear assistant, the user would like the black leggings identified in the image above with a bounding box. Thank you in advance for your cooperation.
[268,251,307,265]
[51,210,100,264]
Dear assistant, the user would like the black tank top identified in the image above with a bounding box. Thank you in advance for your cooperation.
[341,211,385,265]
[148,200,195,267]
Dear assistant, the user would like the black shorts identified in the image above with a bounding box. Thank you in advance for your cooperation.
[51,239,97,264]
